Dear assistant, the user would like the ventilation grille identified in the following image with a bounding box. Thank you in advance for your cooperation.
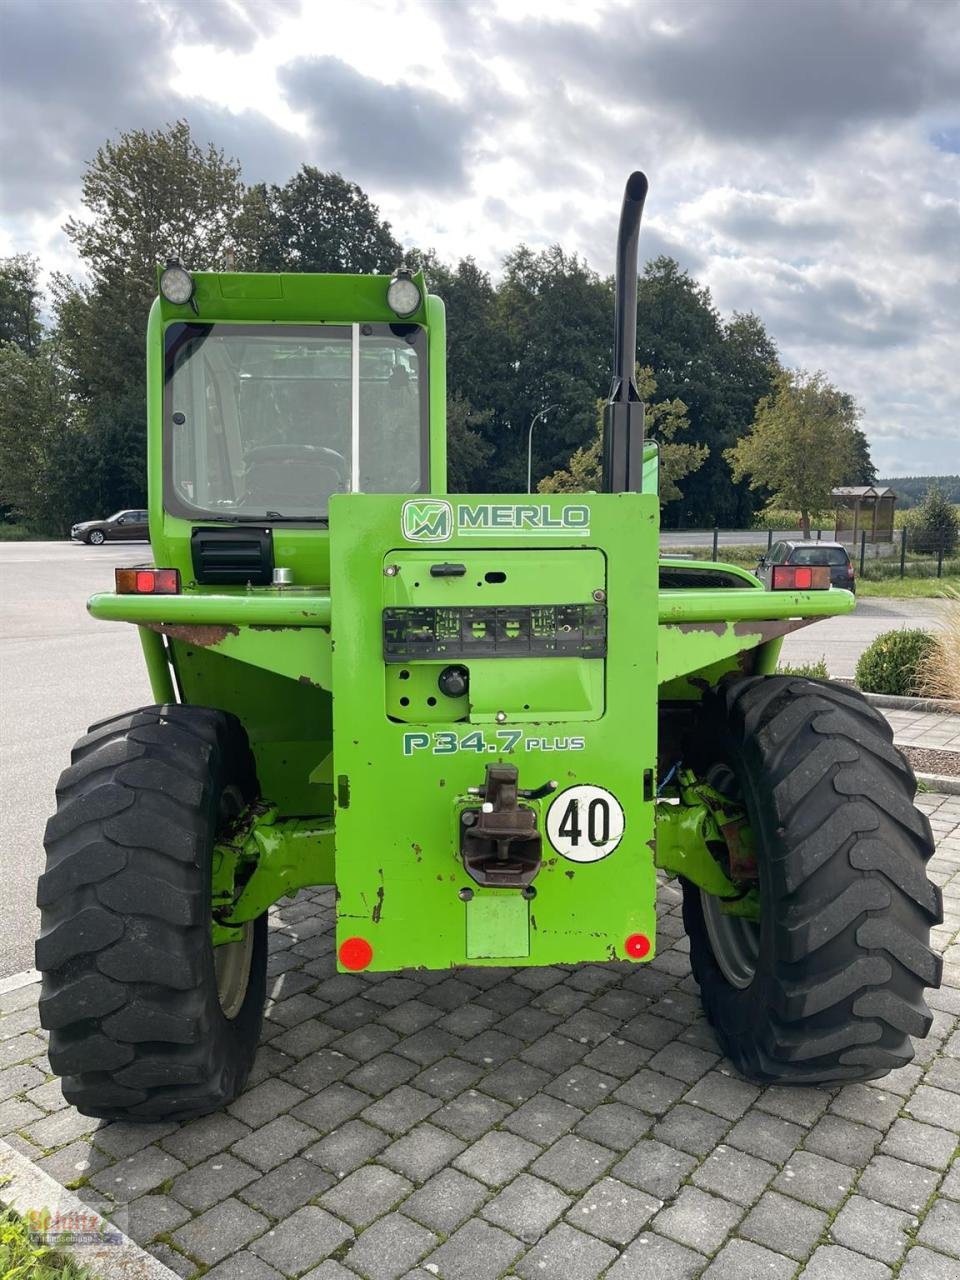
[191,527,274,586]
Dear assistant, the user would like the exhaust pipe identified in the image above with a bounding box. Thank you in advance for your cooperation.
[602,171,648,493]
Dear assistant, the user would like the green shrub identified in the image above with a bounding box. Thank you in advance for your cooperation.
[777,658,829,678]
[854,628,937,696]
[911,485,959,555]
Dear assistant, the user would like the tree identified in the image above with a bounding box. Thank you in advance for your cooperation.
[911,484,959,555]
[725,369,860,538]
[446,395,494,492]
[255,168,402,273]
[54,122,252,512]
[0,343,98,533]
[841,427,878,486]
[0,255,42,354]
[538,368,706,503]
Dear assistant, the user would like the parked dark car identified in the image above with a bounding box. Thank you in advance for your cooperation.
[70,509,149,545]
[757,540,856,593]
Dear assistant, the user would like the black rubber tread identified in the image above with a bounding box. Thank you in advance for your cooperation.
[680,676,943,1085]
[37,704,267,1120]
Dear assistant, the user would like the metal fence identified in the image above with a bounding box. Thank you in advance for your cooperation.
[660,528,959,580]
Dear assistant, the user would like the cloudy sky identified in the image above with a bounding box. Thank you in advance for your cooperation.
[2,0,958,475]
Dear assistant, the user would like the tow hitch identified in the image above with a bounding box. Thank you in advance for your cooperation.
[460,764,555,888]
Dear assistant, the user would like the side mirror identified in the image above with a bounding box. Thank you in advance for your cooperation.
[116,516,125,525]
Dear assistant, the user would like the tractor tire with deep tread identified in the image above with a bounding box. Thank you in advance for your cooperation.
[681,676,942,1085]
[36,704,267,1120]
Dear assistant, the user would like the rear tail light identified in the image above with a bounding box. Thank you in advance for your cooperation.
[847,564,855,578]
[771,564,831,591]
[115,568,180,594]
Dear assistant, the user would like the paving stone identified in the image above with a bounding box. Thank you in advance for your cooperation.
[496,1006,558,1042]
[172,1198,271,1267]
[360,1085,440,1135]
[282,1047,357,1092]
[924,1054,960,1095]
[333,1023,400,1063]
[612,1068,686,1115]
[544,1064,618,1109]
[502,1093,583,1144]
[941,1160,960,1199]
[341,1212,437,1280]
[804,1113,880,1165]
[457,1029,524,1067]
[204,1251,285,1280]
[454,1130,539,1187]
[528,1134,617,1194]
[411,1056,484,1100]
[606,1231,706,1280]
[800,1244,893,1278]
[170,1152,258,1212]
[739,1189,827,1260]
[581,1036,651,1079]
[691,1143,777,1205]
[319,1164,413,1228]
[858,1153,941,1213]
[36,1139,111,1185]
[565,1175,659,1246]
[161,1113,251,1166]
[906,1083,960,1132]
[519,1031,590,1073]
[379,1000,442,1035]
[725,1109,806,1163]
[831,1194,914,1264]
[229,1114,318,1172]
[653,1102,731,1156]
[652,1185,743,1253]
[900,1245,960,1279]
[239,1155,335,1218]
[683,1070,761,1121]
[515,1221,617,1280]
[90,1144,187,1200]
[612,1136,697,1199]
[917,1196,960,1257]
[226,1077,308,1128]
[480,1172,570,1243]
[431,1089,512,1141]
[573,1100,652,1151]
[250,1205,353,1274]
[349,1052,420,1095]
[702,1238,797,1279]
[554,1007,622,1046]
[292,1082,370,1133]
[773,1149,856,1210]
[0,1063,45,1102]
[92,1121,179,1159]
[480,1058,552,1105]
[831,1083,902,1131]
[380,1121,466,1183]
[148,1242,196,1278]
[647,1040,718,1084]
[21,1105,99,1149]
[306,1119,390,1175]
[423,1218,524,1280]
[402,1167,489,1234]
[881,1117,958,1170]
[756,1084,832,1126]
[124,1193,192,1245]
[436,1003,500,1038]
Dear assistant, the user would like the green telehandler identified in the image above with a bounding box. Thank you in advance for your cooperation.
[37,173,941,1120]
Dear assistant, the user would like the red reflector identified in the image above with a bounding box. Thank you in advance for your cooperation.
[115,568,180,594]
[771,564,830,591]
[625,933,651,959]
[339,937,373,971]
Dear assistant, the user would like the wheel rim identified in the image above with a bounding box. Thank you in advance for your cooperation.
[701,890,759,989]
[90,531,104,544]
[214,922,253,1019]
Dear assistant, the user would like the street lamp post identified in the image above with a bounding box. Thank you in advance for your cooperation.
[526,404,560,494]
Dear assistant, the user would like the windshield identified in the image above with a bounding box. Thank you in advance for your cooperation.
[789,546,849,566]
[164,322,428,520]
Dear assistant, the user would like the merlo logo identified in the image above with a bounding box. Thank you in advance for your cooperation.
[401,499,453,542]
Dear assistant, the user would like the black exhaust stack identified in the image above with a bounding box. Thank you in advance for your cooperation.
[602,171,648,493]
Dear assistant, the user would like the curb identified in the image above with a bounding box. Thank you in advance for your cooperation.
[0,1139,181,1280]
[917,772,960,796]
[0,968,39,997]
[861,691,960,714]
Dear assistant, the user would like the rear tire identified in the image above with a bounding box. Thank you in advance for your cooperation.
[681,676,942,1084]
[87,530,105,545]
[37,704,267,1120]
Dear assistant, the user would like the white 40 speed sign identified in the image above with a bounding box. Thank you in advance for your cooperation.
[546,784,625,862]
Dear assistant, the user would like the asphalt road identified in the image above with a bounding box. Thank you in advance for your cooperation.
[0,540,152,977]
[0,542,947,979]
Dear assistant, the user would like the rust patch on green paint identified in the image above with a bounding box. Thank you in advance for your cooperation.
[146,622,238,646]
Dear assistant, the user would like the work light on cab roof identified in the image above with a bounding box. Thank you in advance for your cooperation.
[34,169,942,1128]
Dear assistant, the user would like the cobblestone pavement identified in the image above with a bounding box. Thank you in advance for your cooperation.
[884,710,960,754]
[2,793,958,1280]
